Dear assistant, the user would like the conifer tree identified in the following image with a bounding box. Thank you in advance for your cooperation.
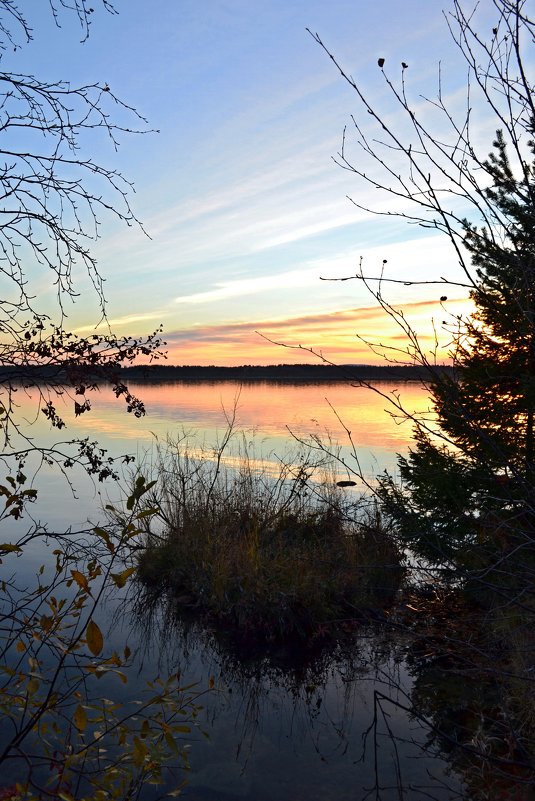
[311,0,535,571]
[378,129,535,566]
[312,3,535,789]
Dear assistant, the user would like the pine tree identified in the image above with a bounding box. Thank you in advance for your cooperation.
[379,130,535,569]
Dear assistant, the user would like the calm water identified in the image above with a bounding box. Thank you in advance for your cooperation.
[6,379,433,529]
[2,380,462,800]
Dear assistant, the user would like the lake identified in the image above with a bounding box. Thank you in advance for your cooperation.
[1,378,462,800]
[5,378,434,527]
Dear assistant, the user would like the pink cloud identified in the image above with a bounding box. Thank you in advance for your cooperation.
[155,297,469,366]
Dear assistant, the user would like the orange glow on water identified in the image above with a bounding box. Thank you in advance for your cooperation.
[3,377,434,526]
[8,379,433,452]
[44,380,432,485]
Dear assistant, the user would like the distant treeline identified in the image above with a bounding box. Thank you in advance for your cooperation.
[0,363,456,385]
[119,363,455,384]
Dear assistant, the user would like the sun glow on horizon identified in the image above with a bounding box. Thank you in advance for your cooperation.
[136,296,475,367]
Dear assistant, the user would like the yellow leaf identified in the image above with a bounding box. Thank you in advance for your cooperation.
[133,735,148,767]
[94,526,115,553]
[167,786,187,798]
[86,620,104,656]
[110,566,136,589]
[16,641,25,653]
[40,614,53,633]
[164,731,179,754]
[115,670,128,684]
[71,569,90,593]
[106,651,121,667]
[0,543,22,553]
[73,703,87,732]
[27,676,39,696]
[135,507,160,520]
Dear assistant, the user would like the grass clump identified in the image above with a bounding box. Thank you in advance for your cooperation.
[137,434,403,643]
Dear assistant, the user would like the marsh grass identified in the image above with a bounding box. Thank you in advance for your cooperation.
[137,432,403,643]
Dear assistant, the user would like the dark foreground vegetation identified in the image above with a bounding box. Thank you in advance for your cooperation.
[137,439,403,644]
[315,0,535,795]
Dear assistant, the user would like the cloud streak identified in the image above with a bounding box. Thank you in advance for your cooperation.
[159,296,472,366]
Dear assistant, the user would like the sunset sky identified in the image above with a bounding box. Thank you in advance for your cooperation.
[20,0,497,365]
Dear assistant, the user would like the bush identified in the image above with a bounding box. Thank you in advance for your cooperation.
[137,434,403,643]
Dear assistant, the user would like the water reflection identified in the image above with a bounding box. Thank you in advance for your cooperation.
[7,377,430,468]
[2,379,432,534]
[130,589,463,801]
[4,378,462,800]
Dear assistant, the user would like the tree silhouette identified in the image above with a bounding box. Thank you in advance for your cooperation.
[0,1,164,493]
[0,7,200,799]
[312,2,535,793]
[379,128,535,567]
[310,0,535,568]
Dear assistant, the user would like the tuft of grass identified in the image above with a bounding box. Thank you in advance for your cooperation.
[137,433,403,643]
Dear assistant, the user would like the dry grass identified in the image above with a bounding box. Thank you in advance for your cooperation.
[137,433,403,642]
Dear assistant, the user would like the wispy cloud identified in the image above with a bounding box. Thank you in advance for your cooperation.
[73,310,171,335]
[173,268,322,305]
[159,296,472,366]
[169,233,467,312]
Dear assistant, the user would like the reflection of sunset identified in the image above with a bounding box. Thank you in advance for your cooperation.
[6,379,434,487]
[129,380,432,446]
[1,377,437,531]
[30,381,428,453]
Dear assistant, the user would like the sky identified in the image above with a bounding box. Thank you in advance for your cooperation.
[11,0,503,366]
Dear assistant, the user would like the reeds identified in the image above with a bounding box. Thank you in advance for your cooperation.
[137,432,403,643]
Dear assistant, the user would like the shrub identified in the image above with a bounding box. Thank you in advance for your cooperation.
[137,434,403,643]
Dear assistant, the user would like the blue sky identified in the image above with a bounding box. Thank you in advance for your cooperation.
[16,0,499,365]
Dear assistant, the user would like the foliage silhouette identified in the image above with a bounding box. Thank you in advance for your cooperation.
[0,5,206,800]
[310,0,535,796]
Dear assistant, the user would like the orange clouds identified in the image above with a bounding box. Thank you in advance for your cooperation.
[158,296,473,366]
